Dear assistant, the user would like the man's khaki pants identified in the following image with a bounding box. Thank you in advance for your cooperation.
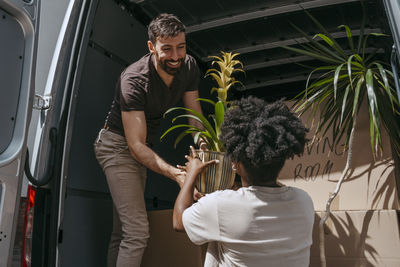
[94,129,149,267]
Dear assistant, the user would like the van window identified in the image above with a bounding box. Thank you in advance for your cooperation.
[0,10,24,154]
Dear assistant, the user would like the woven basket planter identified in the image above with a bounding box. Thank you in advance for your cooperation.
[193,150,235,194]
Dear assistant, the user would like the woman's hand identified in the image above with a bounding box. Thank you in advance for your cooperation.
[182,146,219,178]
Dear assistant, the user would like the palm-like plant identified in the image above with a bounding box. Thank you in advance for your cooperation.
[161,51,244,151]
[283,11,400,267]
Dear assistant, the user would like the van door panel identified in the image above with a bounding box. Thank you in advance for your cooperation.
[0,0,40,266]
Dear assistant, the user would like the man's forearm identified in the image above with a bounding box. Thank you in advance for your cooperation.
[129,141,180,182]
[121,110,184,184]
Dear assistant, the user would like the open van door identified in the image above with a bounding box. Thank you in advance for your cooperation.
[23,0,100,265]
[383,0,400,104]
[0,0,40,266]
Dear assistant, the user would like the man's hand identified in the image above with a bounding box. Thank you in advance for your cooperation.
[173,168,186,187]
[122,110,185,182]
[176,163,204,200]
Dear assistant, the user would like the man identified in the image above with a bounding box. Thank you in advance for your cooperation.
[94,13,205,267]
[173,97,315,267]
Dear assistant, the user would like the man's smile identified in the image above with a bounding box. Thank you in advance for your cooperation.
[167,60,181,67]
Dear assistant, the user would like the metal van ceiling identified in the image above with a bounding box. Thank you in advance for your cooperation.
[122,0,392,99]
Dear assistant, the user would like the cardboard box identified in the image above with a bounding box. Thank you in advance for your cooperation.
[142,209,206,267]
[278,102,399,211]
[311,210,400,266]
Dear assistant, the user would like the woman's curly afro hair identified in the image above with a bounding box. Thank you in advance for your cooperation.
[220,96,308,182]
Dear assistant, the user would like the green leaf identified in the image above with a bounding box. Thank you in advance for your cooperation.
[369,33,389,37]
[354,54,363,62]
[305,68,325,92]
[214,101,225,135]
[340,84,350,125]
[295,90,324,113]
[282,45,342,64]
[308,74,348,91]
[373,62,392,105]
[368,108,376,155]
[197,98,216,106]
[193,131,201,145]
[366,69,378,113]
[339,25,354,52]
[366,69,380,135]
[314,33,334,47]
[334,63,345,99]
[347,54,356,89]
[160,124,201,140]
[353,76,364,116]
[171,114,203,124]
[174,130,195,148]
[164,107,218,141]
[304,10,347,58]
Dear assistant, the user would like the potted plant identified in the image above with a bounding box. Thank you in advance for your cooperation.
[161,51,245,193]
[283,10,400,267]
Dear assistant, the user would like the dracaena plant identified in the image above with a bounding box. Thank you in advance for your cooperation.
[160,51,244,151]
[283,10,400,267]
[284,14,400,156]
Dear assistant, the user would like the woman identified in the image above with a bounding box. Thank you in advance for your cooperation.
[173,96,315,267]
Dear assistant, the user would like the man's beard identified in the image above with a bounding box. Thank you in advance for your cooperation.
[155,53,184,76]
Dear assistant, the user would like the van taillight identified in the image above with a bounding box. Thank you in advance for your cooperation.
[22,185,36,267]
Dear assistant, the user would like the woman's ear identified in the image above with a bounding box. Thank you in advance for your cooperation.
[236,162,243,175]
[232,161,244,176]
[231,162,238,172]
[234,162,250,186]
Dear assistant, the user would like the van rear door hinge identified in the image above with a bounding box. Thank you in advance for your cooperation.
[33,94,51,110]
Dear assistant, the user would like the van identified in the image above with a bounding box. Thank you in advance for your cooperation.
[1,0,400,266]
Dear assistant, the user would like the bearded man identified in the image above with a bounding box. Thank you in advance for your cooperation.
[94,13,205,267]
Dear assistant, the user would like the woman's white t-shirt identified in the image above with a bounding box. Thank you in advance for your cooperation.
[182,186,315,267]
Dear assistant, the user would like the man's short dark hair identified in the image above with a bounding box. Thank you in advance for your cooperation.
[148,13,185,44]
[220,97,308,184]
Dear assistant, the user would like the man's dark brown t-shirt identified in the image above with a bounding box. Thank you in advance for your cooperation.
[105,53,200,144]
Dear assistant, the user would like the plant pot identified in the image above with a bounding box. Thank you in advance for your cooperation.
[193,150,235,194]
